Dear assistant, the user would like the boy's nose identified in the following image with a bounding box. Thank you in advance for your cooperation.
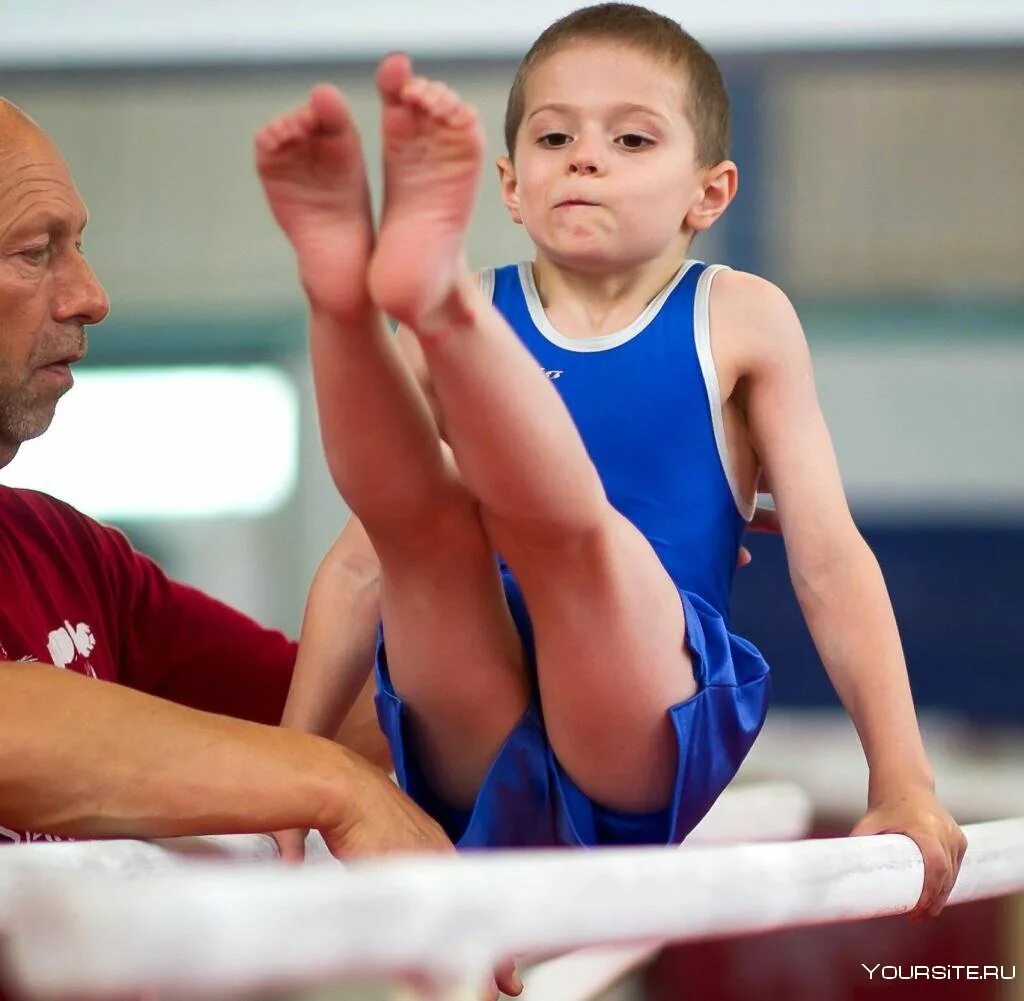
[569,158,599,175]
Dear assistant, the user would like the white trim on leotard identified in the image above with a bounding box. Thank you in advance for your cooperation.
[517,259,698,353]
[693,264,757,522]
[477,266,495,303]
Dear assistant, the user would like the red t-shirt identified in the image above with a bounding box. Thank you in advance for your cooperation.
[0,485,298,844]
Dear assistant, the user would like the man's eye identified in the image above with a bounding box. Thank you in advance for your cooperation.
[538,133,572,148]
[616,134,652,149]
[20,247,51,264]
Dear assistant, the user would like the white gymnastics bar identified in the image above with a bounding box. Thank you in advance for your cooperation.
[0,782,810,1001]
[519,780,812,1001]
[4,816,1023,1001]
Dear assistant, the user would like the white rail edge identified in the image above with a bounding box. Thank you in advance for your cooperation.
[0,782,811,1001]
[1,816,1020,1000]
[520,780,814,1001]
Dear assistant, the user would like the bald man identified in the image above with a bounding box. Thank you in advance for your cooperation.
[0,99,449,856]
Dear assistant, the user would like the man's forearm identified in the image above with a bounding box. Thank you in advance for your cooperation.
[0,661,362,839]
[791,537,935,797]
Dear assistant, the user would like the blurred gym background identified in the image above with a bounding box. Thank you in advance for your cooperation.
[1,2,1021,998]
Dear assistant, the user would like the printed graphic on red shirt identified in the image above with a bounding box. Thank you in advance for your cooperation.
[45,620,97,677]
[1,620,98,678]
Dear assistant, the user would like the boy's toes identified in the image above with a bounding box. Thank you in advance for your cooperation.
[447,102,479,130]
[399,77,471,126]
[377,52,413,102]
[256,120,286,154]
[402,76,432,107]
[379,56,472,130]
[428,84,462,122]
[309,84,353,134]
[271,114,298,144]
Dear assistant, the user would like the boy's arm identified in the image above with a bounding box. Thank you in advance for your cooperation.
[714,271,966,917]
[281,515,386,763]
[270,514,387,860]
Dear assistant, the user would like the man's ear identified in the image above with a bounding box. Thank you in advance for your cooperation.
[496,155,523,225]
[686,159,738,233]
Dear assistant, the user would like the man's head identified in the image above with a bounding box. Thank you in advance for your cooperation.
[498,3,737,271]
[0,100,108,468]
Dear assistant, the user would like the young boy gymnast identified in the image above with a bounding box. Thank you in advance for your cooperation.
[257,2,965,916]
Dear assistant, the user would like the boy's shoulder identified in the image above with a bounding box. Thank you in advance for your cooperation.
[710,267,807,375]
[712,267,794,318]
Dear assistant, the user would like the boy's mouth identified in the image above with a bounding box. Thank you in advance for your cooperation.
[555,198,599,208]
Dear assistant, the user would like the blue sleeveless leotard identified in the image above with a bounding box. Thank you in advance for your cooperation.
[374,260,770,847]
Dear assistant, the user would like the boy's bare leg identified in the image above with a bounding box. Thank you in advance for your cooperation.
[370,55,697,813]
[256,87,528,806]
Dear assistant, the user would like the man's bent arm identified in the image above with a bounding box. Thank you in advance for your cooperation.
[0,660,445,855]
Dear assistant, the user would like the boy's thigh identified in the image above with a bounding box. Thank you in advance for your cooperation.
[495,509,698,813]
[378,556,770,847]
[374,505,530,807]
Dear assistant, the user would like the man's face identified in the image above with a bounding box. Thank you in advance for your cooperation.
[501,42,707,272]
[0,105,108,466]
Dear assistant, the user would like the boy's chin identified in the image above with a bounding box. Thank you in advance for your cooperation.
[544,246,665,274]
[541,243,628,272]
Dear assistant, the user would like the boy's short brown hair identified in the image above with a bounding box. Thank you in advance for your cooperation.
[504,2,730,167]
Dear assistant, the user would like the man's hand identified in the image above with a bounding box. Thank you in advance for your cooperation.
[851,787,967,918]
[320,759,453,858]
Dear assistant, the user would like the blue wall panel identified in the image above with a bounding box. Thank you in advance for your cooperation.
[732,524,1024,724]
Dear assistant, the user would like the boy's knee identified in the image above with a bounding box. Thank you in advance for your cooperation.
[487,508,617,571]
[369,489,488,561]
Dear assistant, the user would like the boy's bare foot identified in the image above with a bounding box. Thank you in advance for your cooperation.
[255,85,375,320]
[368,54,484,336]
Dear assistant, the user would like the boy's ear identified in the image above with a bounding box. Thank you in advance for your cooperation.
[686,159,738,233]
[496,155,523,225]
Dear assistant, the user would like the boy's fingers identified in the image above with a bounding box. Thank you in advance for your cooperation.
[494,958,523,996]
[272,829,307,864]
[748,504,780,534]
[930,830,968,917]
[910,835,952,917]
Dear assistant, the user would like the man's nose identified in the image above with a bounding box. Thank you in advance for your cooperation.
[54,251,110,327]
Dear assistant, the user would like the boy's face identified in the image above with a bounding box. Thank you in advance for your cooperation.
[500,42,730,271]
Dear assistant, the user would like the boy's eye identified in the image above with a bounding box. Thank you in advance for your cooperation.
[616,133,653,149]
[537,132,572,148]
